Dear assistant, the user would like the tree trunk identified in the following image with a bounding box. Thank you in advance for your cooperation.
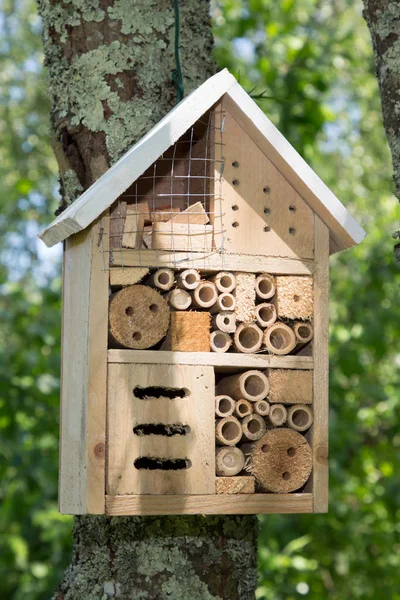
[37,1,259,598]
[362,1,400,255]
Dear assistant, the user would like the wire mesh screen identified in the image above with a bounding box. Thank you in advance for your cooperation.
[100,105,226,269]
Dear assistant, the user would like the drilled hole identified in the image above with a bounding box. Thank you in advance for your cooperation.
[149,303,159,314]
[134,457,191,470]
[133,423,190,436]
[264,207,270,214]
[132,332,142,341]
[287,447,296,457]
[289,205,296,212]
[125,306,134,316]
[263,226,271,233]
[261,444,270,453]
[232,221,239,228]
[293,295,300,302]
[133,386,189,400]
[232,160,240,168]
[282,471,291,481]
[232,179,240,186]
[232,204,239,211]
[289,227,296,235]
[263,186,271,194]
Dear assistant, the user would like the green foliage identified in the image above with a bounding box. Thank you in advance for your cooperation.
[0,0,399,598]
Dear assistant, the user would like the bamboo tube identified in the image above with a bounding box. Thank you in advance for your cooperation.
[166,288,192,311]
[241,414,266,442]
[210,293,236,314]
[210,331,232,353]
[254,400,270,417]
[176,269,201,290]
[192,281,218,309]
[211,312,236,333]
[263,323,297,355]
[268,403,287,426]
[216,370,269,402]
[242,428,312,493]
[109,285,170,349]
[147,268,175,291]
[273,276,313,320]
[215,395,235,418]
[234,272,256,322]
[216,447,245,476]
[287,405,313,432]
[234,323,263,354]
[269,369,312,405]
[216,476,255,494]
[211,272,237,294]
[235,399,253,418]
[293,321,314,344]
[254,303,277,328]
[255,273,276,300]
[215,416,243,446]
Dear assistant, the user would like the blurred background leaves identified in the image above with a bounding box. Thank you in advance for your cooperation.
[0,0,399,598]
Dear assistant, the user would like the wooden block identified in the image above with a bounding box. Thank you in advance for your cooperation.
[168,201,209,225]
[216,476,255,494]
[109,200,126,250]
[234,272,256,322]
[110,267,149,287]
[151,207,181,222]
[273,276,313,319]
[170,311,211,352]
[152,223,213,252]
[269,369,313,404]
[107,363,215,495]
[122,203,147,249]
[142,226,152,248]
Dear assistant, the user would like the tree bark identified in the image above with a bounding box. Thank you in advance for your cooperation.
[362,1,400,255]
[37,1,259,598]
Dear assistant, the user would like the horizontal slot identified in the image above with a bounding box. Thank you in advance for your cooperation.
[134,457,192,470]
[133,423,191,437]
[133,386,190,400]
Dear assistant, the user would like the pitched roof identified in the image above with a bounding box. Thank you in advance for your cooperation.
[39,69,365,252]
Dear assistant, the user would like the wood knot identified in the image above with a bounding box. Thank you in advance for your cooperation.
[94,442,105,459]
[316,445,328,465]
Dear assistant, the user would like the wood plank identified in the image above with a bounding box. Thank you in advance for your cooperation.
[214,108,314,259]
[59,218,108,514]
[107,349,314,371]
[107,364,215,495]
[105,493,313,515]
[111,249,314,275]
[223,85,365,253]
[152,223,213,252]
[309,216,329,512]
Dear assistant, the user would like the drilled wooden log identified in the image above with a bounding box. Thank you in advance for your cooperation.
[216,447,245,476]
[273,276,313,319]
[147,268,175,291]
[210,272,237,294]
[192,281,218,309]
[170,311,210,352]
[263,323,297,355]
[241,414,266,442]
[216,370,269,402]
[110,267,149,287]
[234,272,255,322]
[254,400,270,417]
[109,285,170,349]
[176,269,201,290]
[211,311,236,333]
[242,428,312,493]
[269,370,313,404]
[254,273,276,300]
[210,331,232,353]
[166,288,192,311]
[234,323,263,354]
[254,303,277,328]
[235,399,253,418]
[209,293,236,313]
[216,476,255,494]
[215,395,235,418]
[287,405,313,432]
[215,416,243,446]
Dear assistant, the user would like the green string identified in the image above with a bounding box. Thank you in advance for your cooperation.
[172,0,184,104]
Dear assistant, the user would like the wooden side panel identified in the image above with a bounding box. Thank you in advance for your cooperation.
[105,493,313,515]
[309,216,329,512]
[213,107,314,259]
[107,364,215,495]
[59,217,109,514]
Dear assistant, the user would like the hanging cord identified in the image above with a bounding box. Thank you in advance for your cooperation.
[172,0,184,104]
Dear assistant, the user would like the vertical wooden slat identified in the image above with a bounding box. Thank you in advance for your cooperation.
[59,216,109,514]
[311,216,329,512]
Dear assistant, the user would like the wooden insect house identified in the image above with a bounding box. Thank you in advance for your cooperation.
[40,69,365,516]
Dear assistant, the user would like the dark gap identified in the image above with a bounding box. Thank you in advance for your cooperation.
[133,423,190,436]
[134,457,192,470]
[133,386,189,399]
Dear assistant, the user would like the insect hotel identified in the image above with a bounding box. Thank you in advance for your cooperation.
[40,69,365,516]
